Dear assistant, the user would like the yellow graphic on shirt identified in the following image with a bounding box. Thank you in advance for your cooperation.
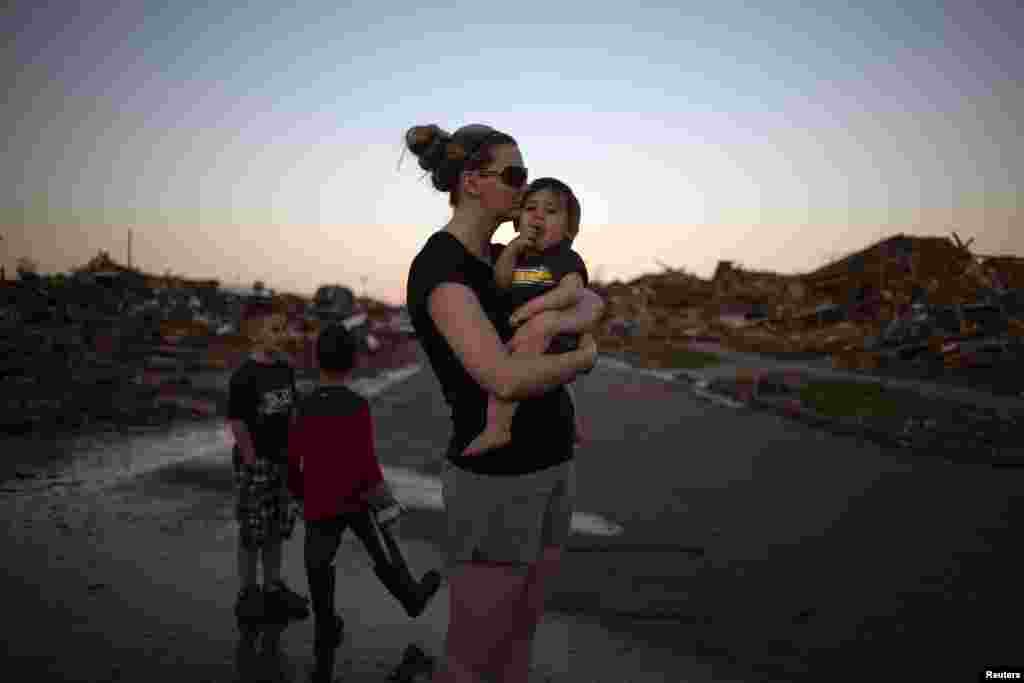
[512,267,554,286]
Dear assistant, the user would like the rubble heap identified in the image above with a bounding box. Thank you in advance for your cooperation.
[1,252,412,435]
[593,233,1024,371]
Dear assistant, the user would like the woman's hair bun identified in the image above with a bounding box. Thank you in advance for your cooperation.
[405,122,512,197]
[405,124,451,174]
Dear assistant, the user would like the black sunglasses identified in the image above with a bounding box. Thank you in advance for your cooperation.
[476,166,528,189]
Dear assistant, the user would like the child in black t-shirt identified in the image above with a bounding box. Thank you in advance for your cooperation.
[463,177,590,457]
[227,301,309,623]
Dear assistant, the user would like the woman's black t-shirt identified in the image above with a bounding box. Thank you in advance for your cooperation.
[406,231,575,476]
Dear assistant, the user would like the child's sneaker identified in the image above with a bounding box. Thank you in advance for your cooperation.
[263,579,310,620]
[234,585,265,621]
[388,644,435,682]
[373,565,442,619]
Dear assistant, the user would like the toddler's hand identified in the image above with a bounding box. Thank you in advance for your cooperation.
[508,304,534,327]
[509,231,537,253]
[521,224,540,245]
[508,310,557,354]
[577,334,598,375]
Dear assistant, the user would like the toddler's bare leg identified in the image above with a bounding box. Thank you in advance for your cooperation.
[462,331,550,457]
[462,393,517,456]
[464,327,561,456]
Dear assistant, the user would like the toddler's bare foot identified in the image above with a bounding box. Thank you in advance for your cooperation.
[463,427,512,457]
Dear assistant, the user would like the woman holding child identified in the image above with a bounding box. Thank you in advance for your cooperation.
[404,123,604,682]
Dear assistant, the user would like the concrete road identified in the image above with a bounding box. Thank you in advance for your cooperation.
[375,348,1020,682]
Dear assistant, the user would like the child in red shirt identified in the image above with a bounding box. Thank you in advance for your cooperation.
[287,323,441,683]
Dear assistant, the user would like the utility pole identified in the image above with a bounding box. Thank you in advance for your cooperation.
[361,275,368,302]
[128,229,132,269]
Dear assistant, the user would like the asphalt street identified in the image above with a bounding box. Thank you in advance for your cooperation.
[374,347,1021,682]
[1,344,1017,681]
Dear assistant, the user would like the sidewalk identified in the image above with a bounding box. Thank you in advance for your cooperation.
[602,347,1024,417]
[597,348,1024,465]
[669,348,1024,418]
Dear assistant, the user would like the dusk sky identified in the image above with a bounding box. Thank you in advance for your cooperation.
[4,1,1021,305]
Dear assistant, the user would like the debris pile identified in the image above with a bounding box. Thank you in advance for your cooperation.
[593,233,1024,372]
[1,252,413,435]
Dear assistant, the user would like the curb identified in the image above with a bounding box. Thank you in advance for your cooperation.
[597,355,1024,467]
[746,393,1024,466]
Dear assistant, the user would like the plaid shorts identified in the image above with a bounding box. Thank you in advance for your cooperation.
[233,453,297,550]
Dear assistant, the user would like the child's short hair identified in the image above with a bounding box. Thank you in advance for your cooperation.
[522,177,581,240]
[317,324,358,374]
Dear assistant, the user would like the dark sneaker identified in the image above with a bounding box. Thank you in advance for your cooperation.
[417,570,442,611]
[373,565,442,619]
[264,580,310,620]
[234,585,265,621]
[388,644,435,683]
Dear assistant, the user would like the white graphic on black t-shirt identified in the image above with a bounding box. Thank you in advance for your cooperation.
[258,387,294,417]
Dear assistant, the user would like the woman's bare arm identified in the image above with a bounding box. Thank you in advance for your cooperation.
[428,282,596,401]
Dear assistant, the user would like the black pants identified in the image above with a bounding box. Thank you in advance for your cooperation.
[305,509,391,626]
[305,509,390,574]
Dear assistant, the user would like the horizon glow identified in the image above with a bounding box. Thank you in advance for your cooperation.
[4,2,1021,305]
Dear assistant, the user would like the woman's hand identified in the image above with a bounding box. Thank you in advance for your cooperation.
[508,301,536,327]
[507,310,557,354]
[577,333,598,375]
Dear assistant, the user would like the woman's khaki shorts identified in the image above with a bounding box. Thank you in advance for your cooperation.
[440,459,574,571]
